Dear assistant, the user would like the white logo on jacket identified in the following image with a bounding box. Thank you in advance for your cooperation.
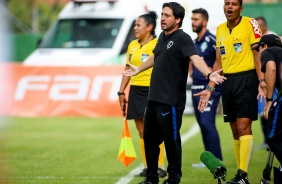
[167,41,173,49]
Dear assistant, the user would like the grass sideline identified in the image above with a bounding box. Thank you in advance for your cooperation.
[0,116,279,184]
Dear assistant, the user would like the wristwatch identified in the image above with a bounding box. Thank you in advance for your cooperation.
[206,85,215,92]
[117,92,125,96]
[265,97,273,102]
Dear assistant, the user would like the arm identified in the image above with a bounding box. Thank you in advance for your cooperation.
[253,48,264,81]
[118,65,131,116]
[190,54,225,84]
[210,49,223,85]
[190,55,212,77]
[122,55,154,76]
[191,51,225,111]
[189,60,193,81]
[138,55,154,71]
[252,44,266,100]
[204,48,223,88]
[264,60,276,119]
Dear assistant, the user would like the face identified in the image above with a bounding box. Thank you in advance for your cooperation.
[134,17,150,40]
[256,19,267,35]
[191,13,206,33]
[224,0,243,22]
[257,44,267,55]
[161,7,180,34]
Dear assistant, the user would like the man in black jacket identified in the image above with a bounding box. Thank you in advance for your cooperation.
[253,34,282,183]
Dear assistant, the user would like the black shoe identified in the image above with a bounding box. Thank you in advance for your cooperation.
[163,180,178,184]
[260,179,269,184]
[163,180,170,184]
[158,168,167,178]
[135,168,147,177]
[227,169,250,184]
[139,178,157,184]
[278,164,282,172]
[274,166,282,184]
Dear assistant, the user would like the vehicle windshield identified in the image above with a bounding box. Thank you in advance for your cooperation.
[41,18,124,48]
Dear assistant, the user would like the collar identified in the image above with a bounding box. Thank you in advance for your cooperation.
[162,29,183,41]
[226,16,242,33]
[195,30,211,43]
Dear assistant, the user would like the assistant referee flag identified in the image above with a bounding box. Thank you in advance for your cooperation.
[118,117,136,167]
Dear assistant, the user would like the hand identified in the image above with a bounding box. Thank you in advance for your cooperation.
[121,63,140,76]
[263,102,271,119]
[193,89,212,112]
[257,82,266,103]
[119,96,127,116]
[209,69,227,84]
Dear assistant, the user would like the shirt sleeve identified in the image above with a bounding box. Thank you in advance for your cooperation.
[125,41,133,65]
[247,18,261,45]
[180,34,198,58]
[215,26,221,48]
[261,50,275,73]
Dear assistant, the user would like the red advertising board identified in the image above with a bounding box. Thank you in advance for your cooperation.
[0,63,127,117]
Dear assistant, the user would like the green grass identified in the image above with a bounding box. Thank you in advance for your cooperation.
[0,116,279,184]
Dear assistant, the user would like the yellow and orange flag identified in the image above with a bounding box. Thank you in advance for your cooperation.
[118,117,136,167]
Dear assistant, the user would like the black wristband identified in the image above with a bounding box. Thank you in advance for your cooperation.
[266,97,273,102]
[259,79,265,83]
[117,92,125,96]
[206,72,212,80]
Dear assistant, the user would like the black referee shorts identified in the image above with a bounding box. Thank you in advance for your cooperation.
[222,70,258,122]
[127,85,149,120]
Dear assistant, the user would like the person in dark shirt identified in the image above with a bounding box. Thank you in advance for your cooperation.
[122,2,226,184]
[253,35,282,183]
[118,11,167,178]
[254,16,278,150]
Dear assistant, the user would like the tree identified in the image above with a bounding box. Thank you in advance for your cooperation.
[7,0,64,33]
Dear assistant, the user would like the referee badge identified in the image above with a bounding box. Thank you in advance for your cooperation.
[234,43,242,53]
[220,46,226,55]
[141,54,149,62]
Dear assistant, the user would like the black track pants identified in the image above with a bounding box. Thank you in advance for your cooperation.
[144,100,183,184]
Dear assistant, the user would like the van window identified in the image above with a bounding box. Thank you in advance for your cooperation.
[41,18,124,49]
[120,20,135,55]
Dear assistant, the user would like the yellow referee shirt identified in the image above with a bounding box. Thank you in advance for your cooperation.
[216,16,261,74]
[126,38,157,86]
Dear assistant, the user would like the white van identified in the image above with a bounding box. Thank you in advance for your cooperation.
[23,0,150,66]
[24,0,225,66]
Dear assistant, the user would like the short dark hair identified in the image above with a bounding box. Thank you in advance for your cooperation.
[162,2,185,28]
[255,16,267,25]
[139,11,158,37]
[192,8,209,21]
[225,0,243,6]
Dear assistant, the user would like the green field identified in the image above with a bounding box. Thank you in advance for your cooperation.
[0,116,279,184]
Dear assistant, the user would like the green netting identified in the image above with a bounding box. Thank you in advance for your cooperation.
[10,33,44,62]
